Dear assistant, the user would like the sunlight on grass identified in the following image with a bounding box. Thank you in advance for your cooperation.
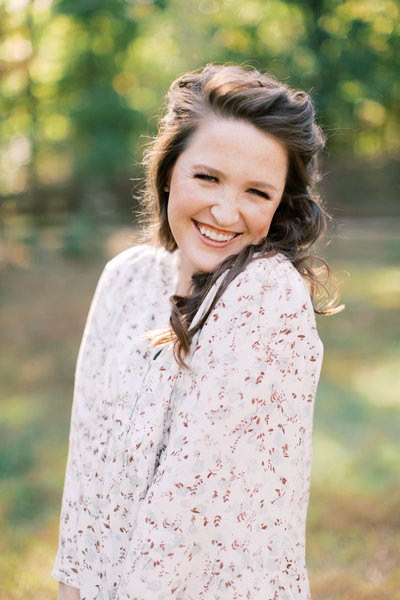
[311,431,354,487]
[0,395,37,427]
[341,266,400,309]
[353,353,400,408]
[0,528,58,600]
[371,267,400,308]
[308,486,400,599]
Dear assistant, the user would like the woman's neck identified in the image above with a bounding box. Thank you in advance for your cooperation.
[175,254,193,296]
[175,276,191,297]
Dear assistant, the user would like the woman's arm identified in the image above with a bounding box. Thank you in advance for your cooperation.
[58,582,80,600]
[116,258,323,599]
[52,248,150,586]
[51,259,117,586]
[51,245,166,592]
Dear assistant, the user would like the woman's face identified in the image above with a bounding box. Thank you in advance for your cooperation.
[167,116,288,290]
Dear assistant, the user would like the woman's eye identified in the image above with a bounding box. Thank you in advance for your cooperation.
[248,188,271,200]
[194,173,218,182]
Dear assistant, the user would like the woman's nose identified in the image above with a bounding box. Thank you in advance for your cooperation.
[210,192,240,228]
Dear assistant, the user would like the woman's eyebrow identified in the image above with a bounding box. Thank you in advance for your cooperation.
[191,163,278,192]
[191,163,222,175]
[247,179,278,193]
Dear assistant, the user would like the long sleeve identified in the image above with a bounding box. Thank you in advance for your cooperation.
[52,257,122,586]
[116,256,323,599]
[51,245,170,588]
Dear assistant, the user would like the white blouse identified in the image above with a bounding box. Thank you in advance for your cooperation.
[52,244,323,600]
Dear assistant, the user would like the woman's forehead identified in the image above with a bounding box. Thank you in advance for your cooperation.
[176,116,288,182]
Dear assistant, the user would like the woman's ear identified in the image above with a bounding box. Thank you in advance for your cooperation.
[164,171,171,193]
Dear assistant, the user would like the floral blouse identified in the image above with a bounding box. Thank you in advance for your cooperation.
[52,244,323,600]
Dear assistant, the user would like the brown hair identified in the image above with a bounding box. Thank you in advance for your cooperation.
[141,64,341,366]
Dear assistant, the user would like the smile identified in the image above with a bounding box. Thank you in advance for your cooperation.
[194,220,239,243]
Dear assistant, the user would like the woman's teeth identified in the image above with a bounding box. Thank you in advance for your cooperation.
[197,223,237,242]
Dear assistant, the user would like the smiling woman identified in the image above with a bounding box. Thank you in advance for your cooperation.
[167,117,288,293]
[53,64,341,600]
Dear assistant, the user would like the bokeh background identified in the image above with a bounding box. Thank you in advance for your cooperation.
[1,0,399,598]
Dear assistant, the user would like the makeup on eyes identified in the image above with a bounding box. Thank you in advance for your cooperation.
[193,173,218,182]
[193,171,272,200]
[248,188,271,200]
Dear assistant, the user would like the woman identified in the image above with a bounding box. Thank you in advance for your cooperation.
[53,64,338,599]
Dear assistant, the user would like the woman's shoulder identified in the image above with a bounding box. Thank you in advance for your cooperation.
[92,244,178,306]
[103,243,177,281]
[105,243,163,271]
[196,253,317,338]
[227,252,311,307]
[197,252,321,352]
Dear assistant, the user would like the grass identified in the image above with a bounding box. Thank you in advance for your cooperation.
[0,218,399,599]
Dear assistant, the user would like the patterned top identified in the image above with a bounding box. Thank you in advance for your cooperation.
[52,244,323,600]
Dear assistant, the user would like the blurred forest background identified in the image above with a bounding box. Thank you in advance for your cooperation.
[0,0,399,598]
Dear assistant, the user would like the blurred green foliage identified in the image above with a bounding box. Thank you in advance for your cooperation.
[0,0,399,220]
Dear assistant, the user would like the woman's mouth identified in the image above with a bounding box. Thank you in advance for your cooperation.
[193,220,240,244]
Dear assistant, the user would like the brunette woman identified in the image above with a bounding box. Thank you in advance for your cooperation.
[53,64,338,600]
